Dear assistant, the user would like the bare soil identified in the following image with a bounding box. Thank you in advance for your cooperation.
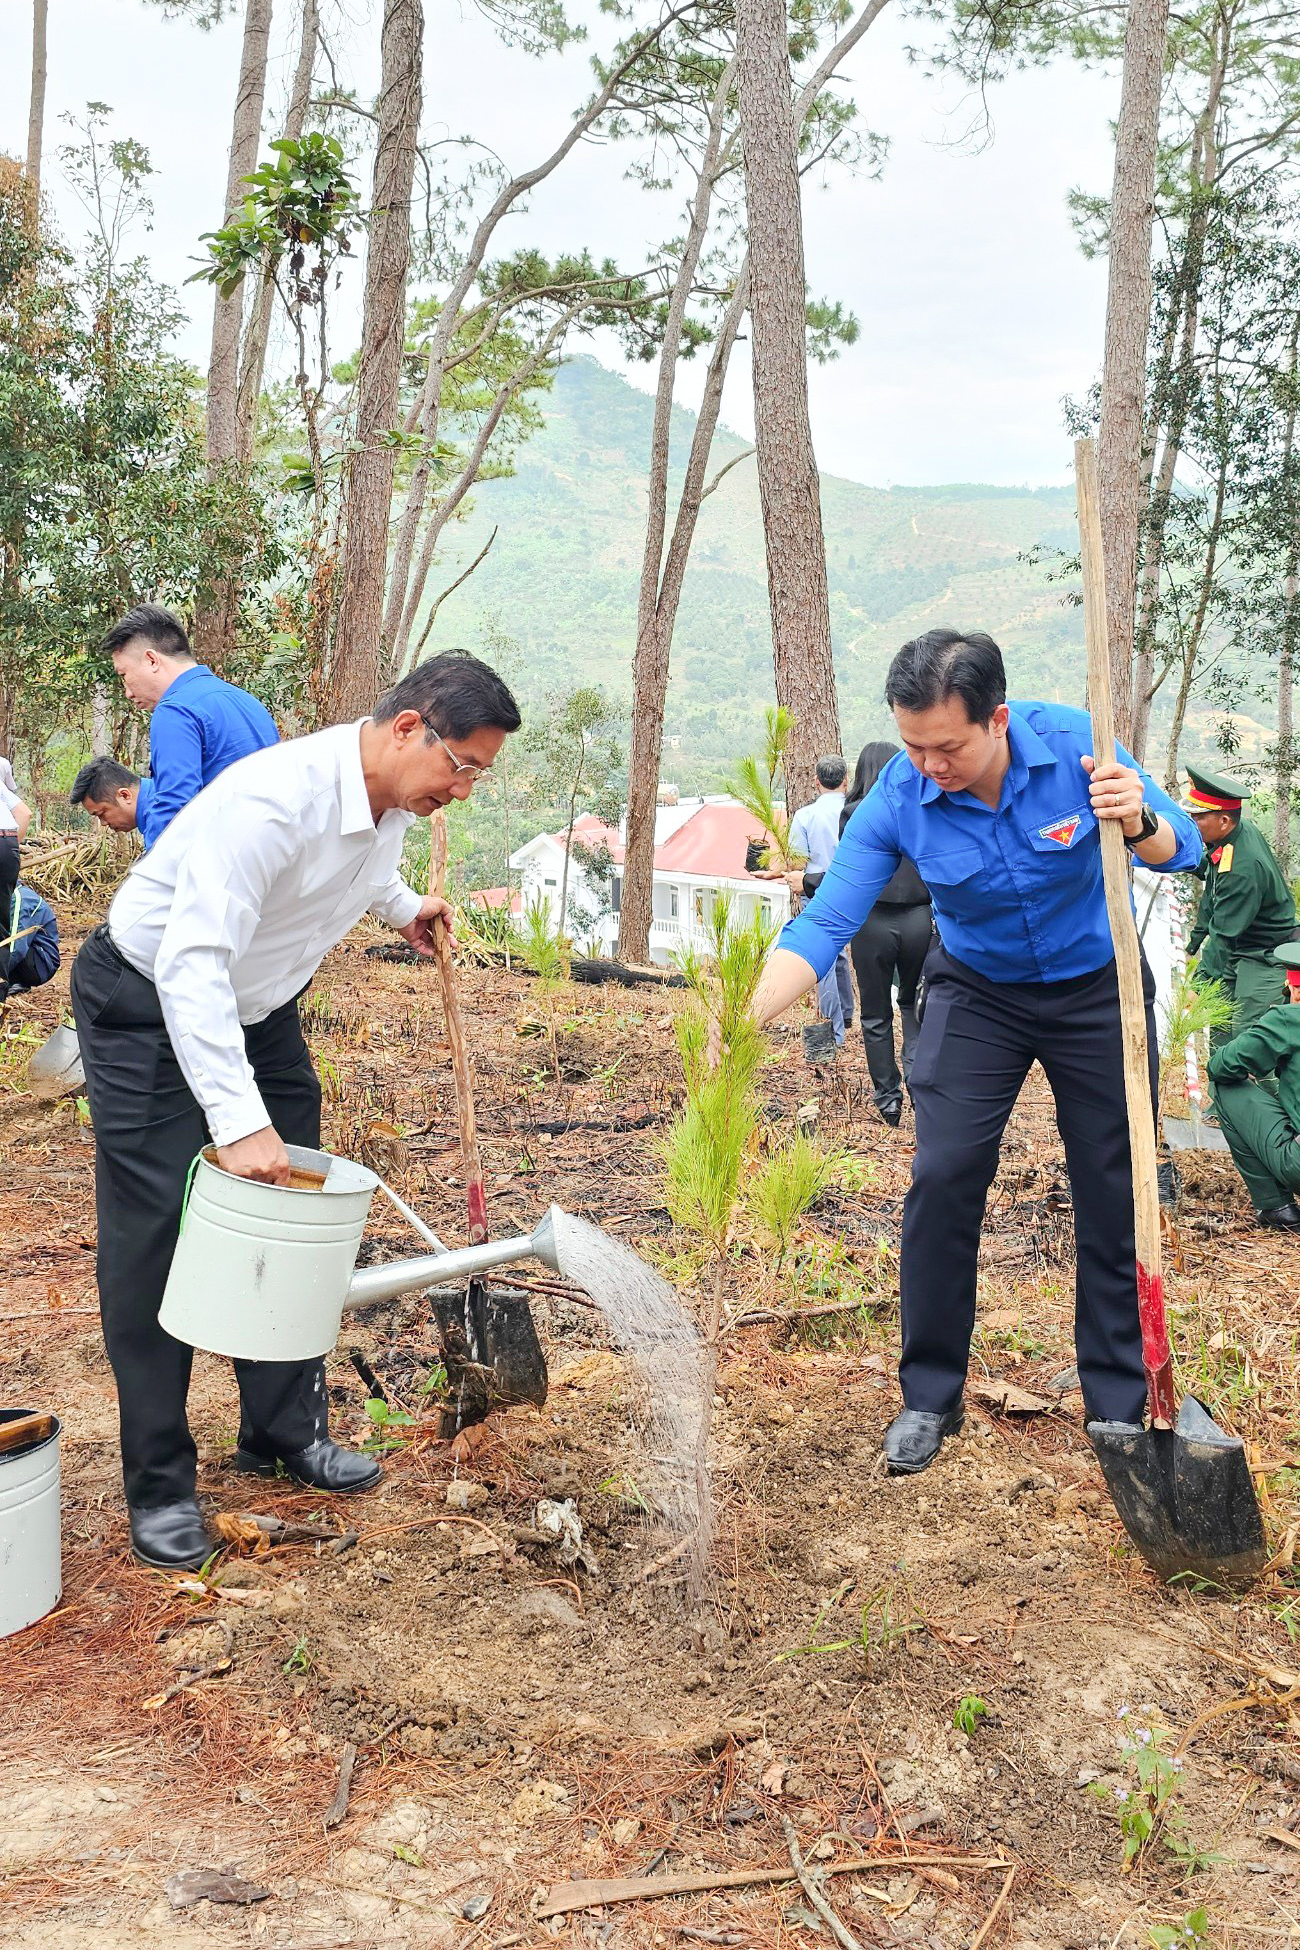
[4,919,1300,1950]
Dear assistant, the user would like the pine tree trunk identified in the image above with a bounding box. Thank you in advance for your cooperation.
[736,0,840,813]
[194,0,273,662]
[236,0,317,465]
[619,0,888,959]
[618,68,735,964]
[1279,596,1295,876]
[1275,319,1300,876]
[326,0,422,724]
[206,0,273,472]
[1162,456,1227,791]
[1129,202,1210,759]
[1097,0,1170,749]
[27,0,47,191]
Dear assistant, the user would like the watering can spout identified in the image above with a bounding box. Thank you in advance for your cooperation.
[530,1204,562,1276]
[344,1205,566,1314]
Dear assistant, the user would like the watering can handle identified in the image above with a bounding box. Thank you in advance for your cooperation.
[373,1176,448,1254]
[178,1151,206,1236]
[1076,436,1175,1428]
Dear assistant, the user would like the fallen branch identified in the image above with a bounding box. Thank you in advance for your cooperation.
[324,1742,357,1829]
[144,1645,235,1711]
[534,1852,1011,1919]
[970,1865,1016,1950]
[0,1308,99,1321]
[780,1816,864,1950]
[725,1297,888,1331]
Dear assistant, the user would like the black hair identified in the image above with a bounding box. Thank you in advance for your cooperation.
[884,628,1007,726]
[815,754,848,790]
[373,651,522,740]
[70,755,140,806]
[99,604,194,662]
[844,741,899,819]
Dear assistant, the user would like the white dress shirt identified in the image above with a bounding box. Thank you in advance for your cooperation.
[109,720,422,1147]
[788,790,846,874]
[0,756,20,834]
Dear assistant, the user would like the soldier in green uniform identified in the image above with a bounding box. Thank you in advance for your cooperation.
[1182,764,1295,1048]
[1205,944,1300,1230]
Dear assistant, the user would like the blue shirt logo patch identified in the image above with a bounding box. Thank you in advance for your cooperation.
[1039,815,1081,847]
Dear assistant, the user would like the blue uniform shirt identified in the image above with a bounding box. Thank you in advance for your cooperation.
[136,664,278,848]
[7,885,60,991]
[780,700,1202,985]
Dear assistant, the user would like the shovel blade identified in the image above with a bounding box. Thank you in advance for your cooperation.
[430,1279,548,1434]
[1088,1396,1266,1586]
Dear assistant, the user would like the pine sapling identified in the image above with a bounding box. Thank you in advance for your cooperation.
[726,704,806,870]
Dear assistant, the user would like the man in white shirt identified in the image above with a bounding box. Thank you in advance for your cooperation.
[787,756,854,1045]
[70,653,521,1571]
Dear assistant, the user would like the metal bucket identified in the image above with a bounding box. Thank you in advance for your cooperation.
[159,1144,379,1362]
[0,1410,62,1639]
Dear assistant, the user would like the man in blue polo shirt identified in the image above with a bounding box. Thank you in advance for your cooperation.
[100,605,278,847]
[746,629,1202,1473]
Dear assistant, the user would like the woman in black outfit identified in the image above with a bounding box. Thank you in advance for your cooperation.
[796,741,932,1126]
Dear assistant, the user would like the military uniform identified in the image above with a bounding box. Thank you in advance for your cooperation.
[1205,944,1300,1228]
[1182,765,1295,1046]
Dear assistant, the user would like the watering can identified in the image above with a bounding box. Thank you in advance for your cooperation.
[160,1144,562,1366]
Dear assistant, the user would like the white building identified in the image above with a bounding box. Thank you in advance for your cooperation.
[503,797,792,963]
[485,812,1184,1023]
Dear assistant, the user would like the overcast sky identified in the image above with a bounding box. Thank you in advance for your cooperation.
[3,0,1120,486]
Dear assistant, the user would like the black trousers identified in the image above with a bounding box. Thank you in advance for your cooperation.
[900,943,1157,1425]
[850,902,932,1109]
[0,834,18,985]
[71,927,326,1509]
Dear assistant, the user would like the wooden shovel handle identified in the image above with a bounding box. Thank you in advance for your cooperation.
[1076,436,1175,1427]
[0,1413,56,1456]
[428,812,487,1243]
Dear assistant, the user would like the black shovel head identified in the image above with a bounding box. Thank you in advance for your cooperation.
[430,1279,549,1435]
[1087,1395,1267,1586]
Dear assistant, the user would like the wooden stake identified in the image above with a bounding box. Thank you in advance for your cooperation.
[428,810,487,1242]
[1075,435,1173,1428]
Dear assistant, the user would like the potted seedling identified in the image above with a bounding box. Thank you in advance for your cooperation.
[728,706,807,874]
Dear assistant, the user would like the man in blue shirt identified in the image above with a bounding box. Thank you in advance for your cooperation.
[749,629,1201,1473]
[100,606,278,847]
[2,885,60,1002]
[787,755,854,1044]
[69,756,142,834]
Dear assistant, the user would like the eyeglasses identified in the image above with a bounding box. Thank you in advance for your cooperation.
[423,720,494,783]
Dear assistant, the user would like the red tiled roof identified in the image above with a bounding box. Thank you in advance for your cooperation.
[471,886,522,912]
[542,812,625,863]
[655,803,776,878]
[537,803,778,880]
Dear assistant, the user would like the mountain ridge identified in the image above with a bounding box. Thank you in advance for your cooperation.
[424,355,1087,785]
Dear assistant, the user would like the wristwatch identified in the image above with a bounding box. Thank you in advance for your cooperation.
[1123,803,1160,849]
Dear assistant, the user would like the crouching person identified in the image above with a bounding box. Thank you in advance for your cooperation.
[70,655,521,1570]
[2,885,60,1002]
[1206,943,1300,1233]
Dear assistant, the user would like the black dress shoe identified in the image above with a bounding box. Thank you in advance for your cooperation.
[1258,1202,1300,1232]
[234,1437,383,1494]
[129,1497,216,1572]
[879,1098,903,1128]
[883,1405,964,1474]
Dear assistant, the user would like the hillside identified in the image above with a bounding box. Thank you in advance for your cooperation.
[424,356,1087,784]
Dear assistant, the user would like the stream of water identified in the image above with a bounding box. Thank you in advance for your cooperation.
[549,1207,714,1591]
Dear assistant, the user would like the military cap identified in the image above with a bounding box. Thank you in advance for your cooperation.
[1180,763,1250,814]
[1274,941,1300,976]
